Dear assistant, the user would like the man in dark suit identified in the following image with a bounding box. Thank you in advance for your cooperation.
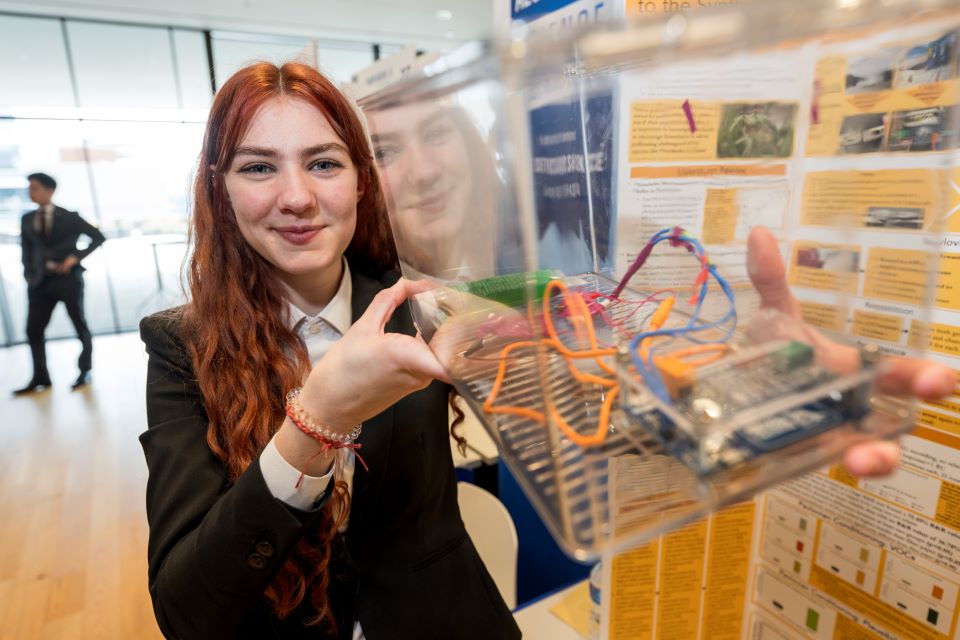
[14,172,106,395]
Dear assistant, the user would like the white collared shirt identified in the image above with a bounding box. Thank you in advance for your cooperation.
[259,260,355,517]
[246,260,367,640]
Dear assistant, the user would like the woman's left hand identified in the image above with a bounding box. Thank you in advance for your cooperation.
[747,227,956,477]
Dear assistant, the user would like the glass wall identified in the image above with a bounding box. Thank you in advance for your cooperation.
[0,12,389,346]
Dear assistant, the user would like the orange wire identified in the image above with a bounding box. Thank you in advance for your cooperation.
[483,282,722,449]
[543,280,617,376]
[668,344,728,367]
[483,339,622,447]
[638,296,675,360]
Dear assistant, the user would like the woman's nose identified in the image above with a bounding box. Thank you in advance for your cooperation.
[277,168,316,214]
[404,140,443,189]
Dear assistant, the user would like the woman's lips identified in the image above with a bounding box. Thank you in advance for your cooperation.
[407,191,450,216]
[274,225,322,245]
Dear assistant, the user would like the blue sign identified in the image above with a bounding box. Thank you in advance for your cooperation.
[511,0,581,21]
[530,94,614,273]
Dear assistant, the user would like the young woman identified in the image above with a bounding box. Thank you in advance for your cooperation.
[140,60,955,640]
[139,61,520,639]
[366,102,523,281]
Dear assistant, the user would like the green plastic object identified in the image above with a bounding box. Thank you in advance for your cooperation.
[448,270,560,309]
[775,340,815,372]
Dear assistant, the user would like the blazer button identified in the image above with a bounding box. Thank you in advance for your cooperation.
[255,541,275,558]
[247,553,267,570]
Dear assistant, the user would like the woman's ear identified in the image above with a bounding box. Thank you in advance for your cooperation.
[356,172,366,203]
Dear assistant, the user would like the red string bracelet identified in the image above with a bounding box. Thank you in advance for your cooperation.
[284,387,368,488]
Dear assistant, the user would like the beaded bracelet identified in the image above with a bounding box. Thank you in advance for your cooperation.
[284,387,368,477]
[285,387,362,444]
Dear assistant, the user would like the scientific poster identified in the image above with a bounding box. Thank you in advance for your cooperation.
[603,14,960,640]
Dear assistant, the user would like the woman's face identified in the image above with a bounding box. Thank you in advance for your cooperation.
[368,105,472,252]
[224,96,360,283]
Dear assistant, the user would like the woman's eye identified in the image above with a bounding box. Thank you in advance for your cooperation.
[311,159,344,172]
[373,146,399,165]
[423,125,452,145]
[239,163,273,174]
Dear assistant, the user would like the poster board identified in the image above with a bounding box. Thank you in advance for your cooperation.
[601,13,960,640]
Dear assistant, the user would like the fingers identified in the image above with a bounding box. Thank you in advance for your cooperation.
[360,279,410,333]
[843,440,900,477]
[876,358,956,401]
[747,227,801,318]
[390,335,451,383]
[843,360,953,477]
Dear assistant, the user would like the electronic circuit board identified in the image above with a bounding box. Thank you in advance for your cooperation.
[621,339,879,475]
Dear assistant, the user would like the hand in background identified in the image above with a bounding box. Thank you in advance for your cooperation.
[56,255,79,274]
[747,226,955,477]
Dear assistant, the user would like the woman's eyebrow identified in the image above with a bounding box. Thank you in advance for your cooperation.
[234,145,277,157]
[233,143,348,158]
[301,143,349,157]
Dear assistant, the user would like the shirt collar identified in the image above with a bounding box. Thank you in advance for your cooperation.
[287,257,353,335]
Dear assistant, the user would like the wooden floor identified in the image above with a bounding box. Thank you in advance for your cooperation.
[0,333,163,639]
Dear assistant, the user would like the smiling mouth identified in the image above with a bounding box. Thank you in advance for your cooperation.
[273,225,323,245]
[407,191,451,214]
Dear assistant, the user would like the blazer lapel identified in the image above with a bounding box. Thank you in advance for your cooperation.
[28,208,42,239]
[347,267,397,534]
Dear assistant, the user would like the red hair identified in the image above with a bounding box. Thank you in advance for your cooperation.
[183,61,396,630]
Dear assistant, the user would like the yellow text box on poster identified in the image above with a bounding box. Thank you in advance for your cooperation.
[630,100,720,163]
[800,301,846,332]
[790,242,860,294]
[862,248,930,305]
[802,169,937,231]
[917,409,960,438]
[807,43,960,158]
[913,424,960,449]
[851,309,904,343]
[828,463,861,489]
[839,79,960,115]
[610,541,658,640]
[703,189,738,245]
[927,396,960,417]
[936,481,960,531]
[657,521,707,639]
[806,55,848,157]
[926,322,960,357]
[833,613,886,640]
[703,502,755,640]
[937,253,960,310]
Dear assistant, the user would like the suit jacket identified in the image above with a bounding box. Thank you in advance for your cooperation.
[21,205,106,288]
[139,266,520,640]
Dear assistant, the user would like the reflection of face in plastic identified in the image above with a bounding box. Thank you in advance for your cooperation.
[369,104,489,277]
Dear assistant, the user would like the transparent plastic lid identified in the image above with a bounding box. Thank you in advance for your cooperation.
[361,0,956,560]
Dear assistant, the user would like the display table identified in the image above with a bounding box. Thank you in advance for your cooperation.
[513,579,588,640]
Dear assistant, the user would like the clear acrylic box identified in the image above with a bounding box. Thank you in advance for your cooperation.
[360,0,955,560]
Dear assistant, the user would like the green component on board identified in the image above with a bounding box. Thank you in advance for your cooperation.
[448,270,561,308]
[774,340,815,372]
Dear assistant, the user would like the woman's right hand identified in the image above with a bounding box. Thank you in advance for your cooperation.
[297,278,449,434]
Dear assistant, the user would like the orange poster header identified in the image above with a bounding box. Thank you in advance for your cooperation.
[630,164,787,179]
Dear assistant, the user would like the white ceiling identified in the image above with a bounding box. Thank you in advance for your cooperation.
[0,0,493,49]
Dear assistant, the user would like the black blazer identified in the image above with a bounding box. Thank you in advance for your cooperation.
[139,266,520,640]
[21,206,106,288]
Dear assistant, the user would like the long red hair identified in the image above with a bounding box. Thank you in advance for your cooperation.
[183,61,396,629]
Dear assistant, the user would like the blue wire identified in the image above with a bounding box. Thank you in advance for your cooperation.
[626,230,738,404]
